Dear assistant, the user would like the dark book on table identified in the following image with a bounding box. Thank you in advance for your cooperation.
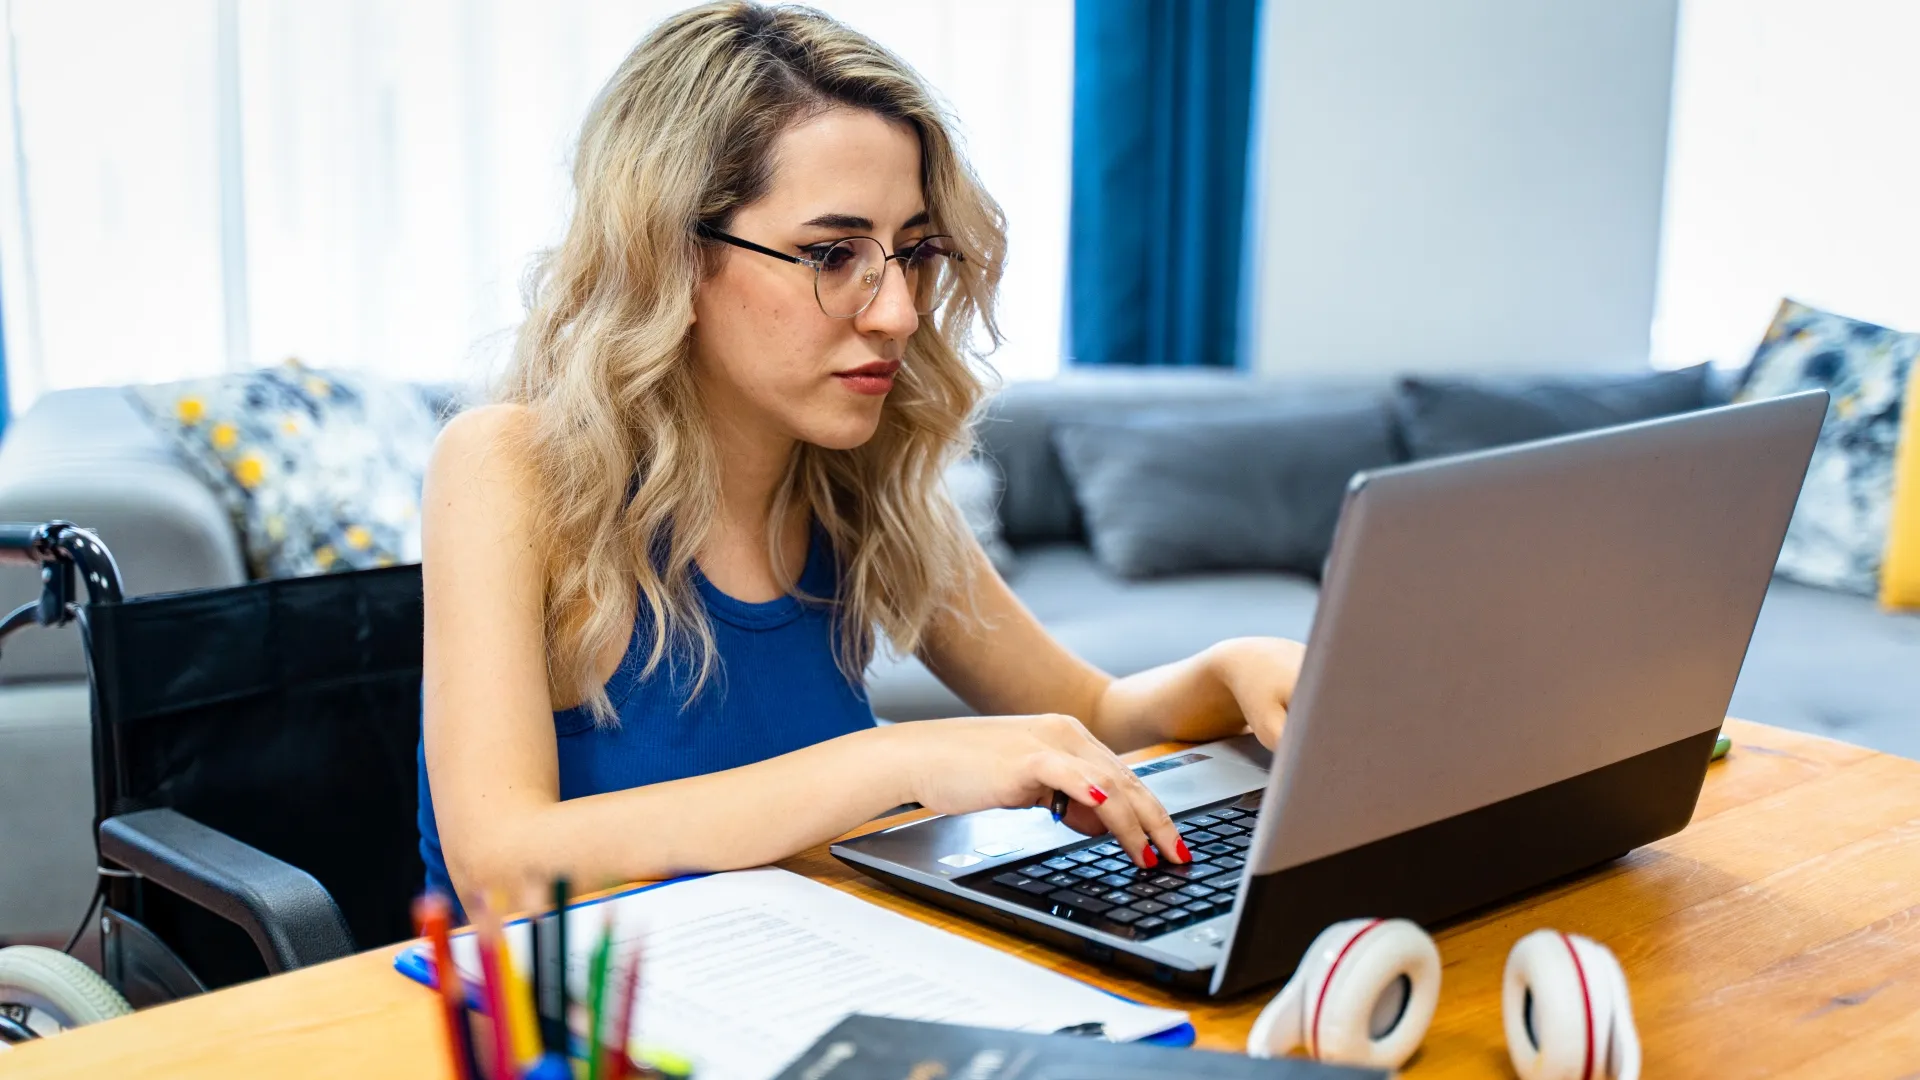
[771,1015,1387,1080]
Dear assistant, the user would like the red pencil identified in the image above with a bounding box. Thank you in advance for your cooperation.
[604,940,643,1080]
[474,897,520,1080]
[413,894,479,1080]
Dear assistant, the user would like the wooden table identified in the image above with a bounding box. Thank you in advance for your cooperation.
[8,718,1920,1078]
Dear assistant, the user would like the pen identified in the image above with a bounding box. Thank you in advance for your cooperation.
[529,893,545,1048]
[550,878,570,1052]
[474,897,520,1080]
[586,915,615,1080]
[414,894,479,1080]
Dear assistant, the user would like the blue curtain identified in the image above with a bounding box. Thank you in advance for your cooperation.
[1068,0,1263,368]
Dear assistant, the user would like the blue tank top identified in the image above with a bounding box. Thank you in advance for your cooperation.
[415,524,876,905]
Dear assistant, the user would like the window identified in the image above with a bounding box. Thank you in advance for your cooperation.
[1653,0,1920,369]
[0,1,1071,414]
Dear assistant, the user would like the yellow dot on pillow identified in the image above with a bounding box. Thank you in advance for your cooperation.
[233,453,266,489]
[176,397,204,425]
[281,416,301,435]
[314,545,336,569]
[305,376,331,398]
[210,421,238,450]
[344,525,372,550]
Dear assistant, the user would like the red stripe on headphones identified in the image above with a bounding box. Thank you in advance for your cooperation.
[1561,932,1595,1080]
[1310,918,1385,1060]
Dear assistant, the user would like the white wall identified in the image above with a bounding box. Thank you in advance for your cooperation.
[1653,0,1920,370]
[1247,0,1680,378]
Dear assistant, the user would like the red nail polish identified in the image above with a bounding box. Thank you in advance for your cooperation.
[1089,786,1108,805]
[1175,838,1193,863]
[1141,845,1158,868]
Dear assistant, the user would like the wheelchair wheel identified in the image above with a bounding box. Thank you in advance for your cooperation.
[0,945,132,1043]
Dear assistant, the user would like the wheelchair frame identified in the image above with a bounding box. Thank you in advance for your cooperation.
[0,521,358,1016]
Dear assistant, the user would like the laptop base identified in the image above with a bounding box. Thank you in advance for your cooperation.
[1212,725,1719,996]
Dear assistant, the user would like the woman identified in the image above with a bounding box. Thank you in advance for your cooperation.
[418,1,1304,914]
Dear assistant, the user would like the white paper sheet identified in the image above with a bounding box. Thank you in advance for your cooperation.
[451,867,1188,1080]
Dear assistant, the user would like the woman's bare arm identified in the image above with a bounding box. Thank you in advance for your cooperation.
[917,545,1294,753]
[422,408,1190,913]
[421,406,922,910]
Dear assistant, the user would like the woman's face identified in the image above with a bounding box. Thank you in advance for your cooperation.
[691,107,927,455]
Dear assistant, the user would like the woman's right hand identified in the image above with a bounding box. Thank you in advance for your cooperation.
[897,714,1190,869]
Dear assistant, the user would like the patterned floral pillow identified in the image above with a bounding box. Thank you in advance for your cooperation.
[128,360,449,579]
[1737,299,1920,595]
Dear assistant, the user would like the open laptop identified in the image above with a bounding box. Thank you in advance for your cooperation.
[834,390,1827,998]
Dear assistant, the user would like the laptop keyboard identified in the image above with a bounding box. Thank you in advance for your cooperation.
[960,793,1261,941]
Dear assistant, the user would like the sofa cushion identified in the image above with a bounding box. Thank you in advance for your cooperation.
[1883,359,1920,611]
[864,544,1322,721]
[0,683,96,938]
[127,360,444,579]
[1393,364,1714,460]
[0,388,248,684]
[1049,401,1401,579]
[1737,299,1919,597]
[978,370,1389,546]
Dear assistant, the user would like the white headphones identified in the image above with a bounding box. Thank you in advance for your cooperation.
[1247,919,1640,1080]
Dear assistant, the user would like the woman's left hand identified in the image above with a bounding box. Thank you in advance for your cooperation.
[1204,637,1306,749]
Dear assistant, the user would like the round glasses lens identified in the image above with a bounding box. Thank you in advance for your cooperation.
[814,237,887,318]
[906,239,959,315]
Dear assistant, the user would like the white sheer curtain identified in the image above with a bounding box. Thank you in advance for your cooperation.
[1652,0,1920,370]
[0,0,1071,414]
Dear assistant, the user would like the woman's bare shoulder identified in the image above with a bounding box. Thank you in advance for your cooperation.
[426,403,543,539]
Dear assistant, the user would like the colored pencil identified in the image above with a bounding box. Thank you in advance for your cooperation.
[585,915,615,1080]
[413,894,479,1080]
[473,898,520,1080]
[497,911,543,1067]
[604,939,642,1080]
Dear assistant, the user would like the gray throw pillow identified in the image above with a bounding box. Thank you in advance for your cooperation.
[1393,364,1713,460]
[1050,402,1403,580]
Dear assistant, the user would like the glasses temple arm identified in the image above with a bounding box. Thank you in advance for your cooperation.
[696,223,810,266]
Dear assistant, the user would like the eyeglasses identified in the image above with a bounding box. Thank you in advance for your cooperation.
[697,222,964,319]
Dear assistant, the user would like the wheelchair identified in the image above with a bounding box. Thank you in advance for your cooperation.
[0,521,424,1044]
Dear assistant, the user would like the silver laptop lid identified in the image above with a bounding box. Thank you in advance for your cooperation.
[1250,390,1827,876]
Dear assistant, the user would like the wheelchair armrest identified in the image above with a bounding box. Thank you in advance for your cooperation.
[98,808,357,974]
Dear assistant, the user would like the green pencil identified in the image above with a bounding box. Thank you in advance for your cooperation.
[586,914,615,1080]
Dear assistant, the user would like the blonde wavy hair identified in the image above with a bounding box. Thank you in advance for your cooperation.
[497,2,1006,720]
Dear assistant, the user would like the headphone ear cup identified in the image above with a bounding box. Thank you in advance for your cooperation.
[1246,966,1306,1059]
[1591,943,1641,1080]
[1247,917,1441,1071]
[1502,930,1640,1080]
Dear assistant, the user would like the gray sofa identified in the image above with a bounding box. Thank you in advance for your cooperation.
[869,371,1920,757]
[3,370,1917,940]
